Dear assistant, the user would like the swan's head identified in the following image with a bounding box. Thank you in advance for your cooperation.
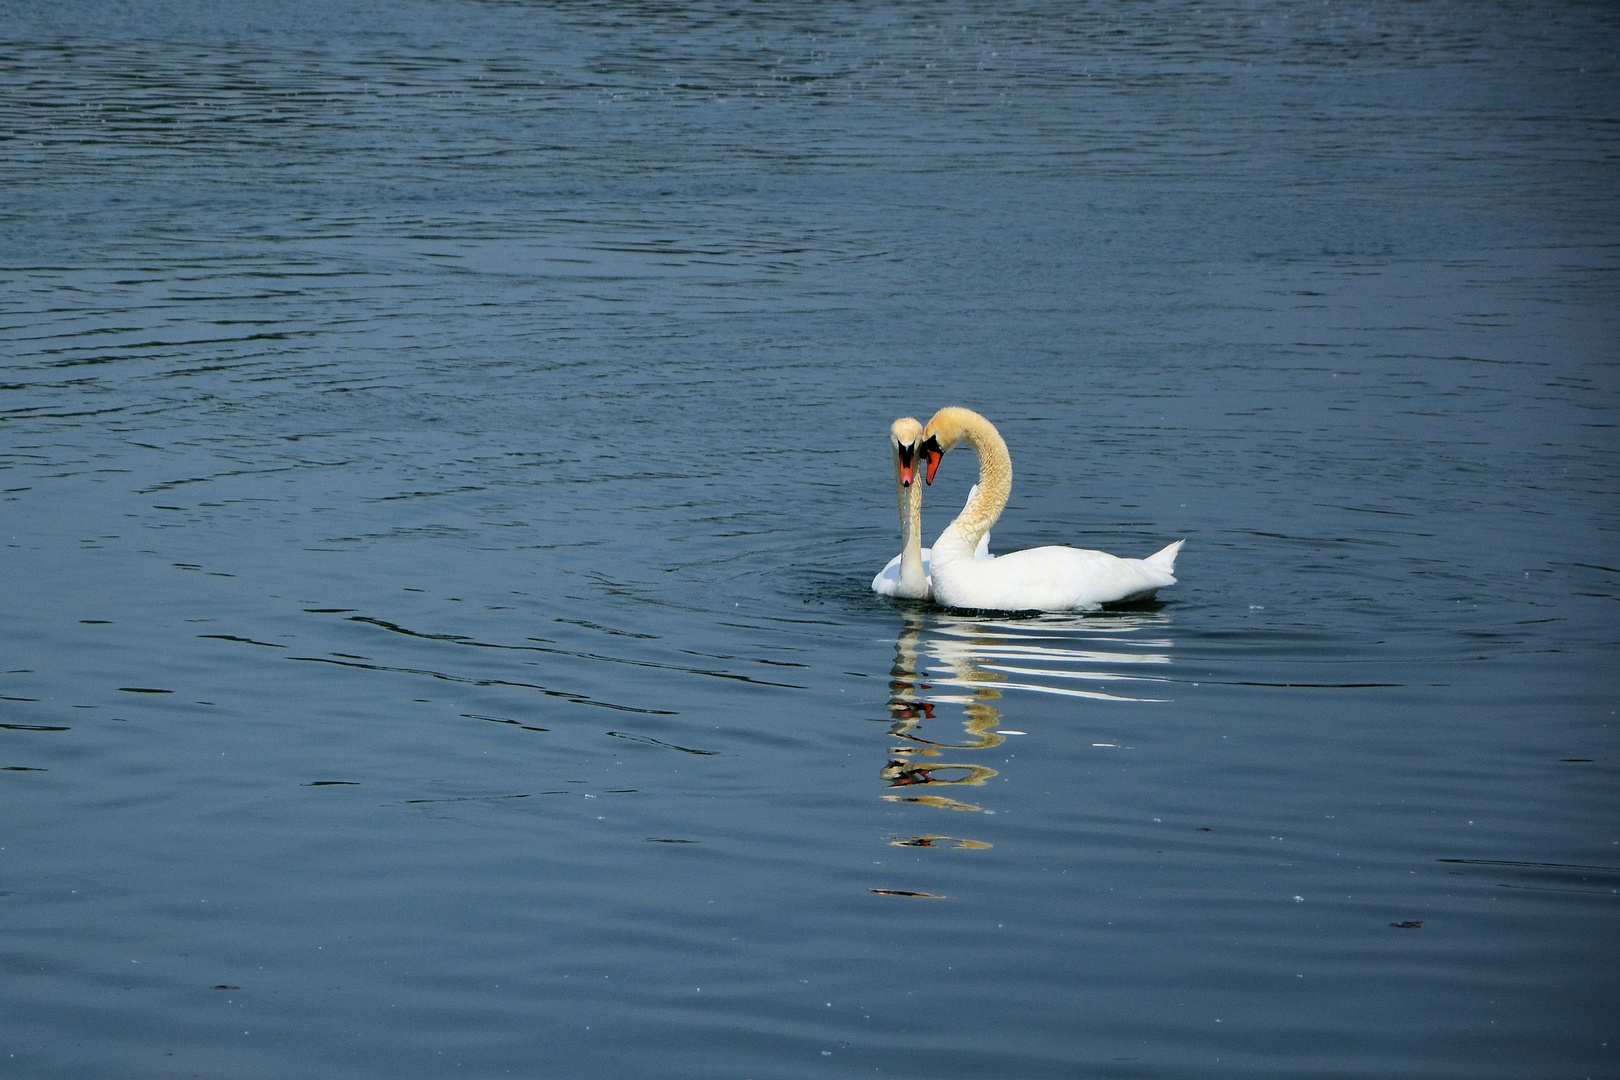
[889,417,924,487]
[919,406,986,484]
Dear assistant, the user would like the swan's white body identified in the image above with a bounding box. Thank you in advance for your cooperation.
[871,491,991,599]
[921,407,1182,612]
[873,418,988,601]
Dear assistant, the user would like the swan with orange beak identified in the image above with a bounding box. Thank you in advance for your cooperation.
[918,407,1181,611]
[872,417,991,601]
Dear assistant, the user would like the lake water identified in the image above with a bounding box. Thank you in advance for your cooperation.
[2,2,1617,1077]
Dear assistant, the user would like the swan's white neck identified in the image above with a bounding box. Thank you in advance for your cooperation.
[894,459,929,599]
[936,416,1011,560]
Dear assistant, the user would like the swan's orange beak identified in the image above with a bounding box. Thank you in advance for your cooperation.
[896,444,917,487]
[921,435,944,484]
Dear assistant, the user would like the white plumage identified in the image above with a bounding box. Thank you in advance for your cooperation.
[920,407,1182,612]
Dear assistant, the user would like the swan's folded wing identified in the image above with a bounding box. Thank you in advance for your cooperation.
[936,545,1173,611]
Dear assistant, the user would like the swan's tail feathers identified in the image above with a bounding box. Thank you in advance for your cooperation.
[1144,539,1184,578]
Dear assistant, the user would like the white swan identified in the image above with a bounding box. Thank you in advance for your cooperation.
[918,406,1182,612]
[873,417,990,600]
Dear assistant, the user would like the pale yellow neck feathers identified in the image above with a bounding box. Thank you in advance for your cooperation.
[926,408,1012,540]
[896,453,923,554]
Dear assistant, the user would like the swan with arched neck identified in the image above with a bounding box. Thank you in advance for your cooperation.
[918,407,1181,612]
[873,417,990,600]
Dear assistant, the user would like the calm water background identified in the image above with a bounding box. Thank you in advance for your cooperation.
[2,1,1617,1076]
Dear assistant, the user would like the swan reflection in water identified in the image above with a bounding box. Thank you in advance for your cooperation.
[880,607,1175,831]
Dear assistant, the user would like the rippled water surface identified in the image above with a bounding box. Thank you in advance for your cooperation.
[3,2,1618,1077]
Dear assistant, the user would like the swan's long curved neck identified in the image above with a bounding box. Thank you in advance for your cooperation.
[895,459,929,597]
[940,415,1011,555]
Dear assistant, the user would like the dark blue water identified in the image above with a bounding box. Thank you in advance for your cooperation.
[3,2,1617,1077]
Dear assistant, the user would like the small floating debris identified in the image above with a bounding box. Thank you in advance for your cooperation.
[198,634,285,648]
[606,731,717,755]
[995,730,1026,735]
[117,687,173,694]
[869,889,946,898]
[1093,742,1117,747]
[464,712,549,733]
[405,794,531,805]
[889,836,991,850]
[1390,921,1423,929]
